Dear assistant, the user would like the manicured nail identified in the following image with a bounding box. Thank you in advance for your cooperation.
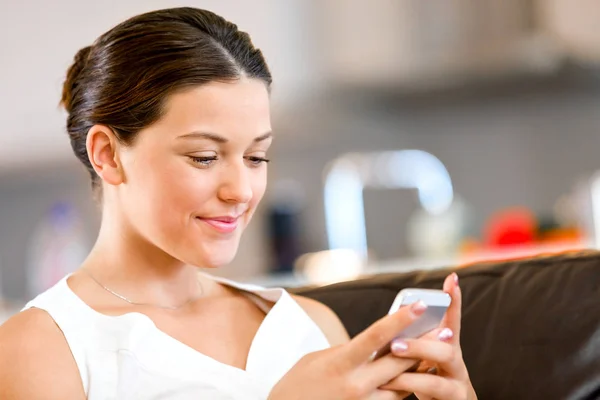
[411,300,427,316]
[452,273,459,285]
[438,328,453,341]
[391,339,408,353]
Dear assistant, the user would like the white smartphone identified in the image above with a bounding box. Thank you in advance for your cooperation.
[370,288,451,361]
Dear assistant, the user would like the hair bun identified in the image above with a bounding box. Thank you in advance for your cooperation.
[61,46,92,113]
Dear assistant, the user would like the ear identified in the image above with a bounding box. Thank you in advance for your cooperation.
[86,125,125,186]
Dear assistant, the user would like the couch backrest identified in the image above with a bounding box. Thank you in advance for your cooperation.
[296,251,600,400]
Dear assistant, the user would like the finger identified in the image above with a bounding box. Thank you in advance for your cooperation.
[441,273,462,344]
[419,326,453,342]
[380,372,465,400]
[371,317,450,362]
[363,353,420,387]
[416,362,437,375]
[347,300,427,365]
[414,394,433,400]
[371,389,412,400]
[384,372,437,400]
[370,389,411,400]
[389,336,461,374]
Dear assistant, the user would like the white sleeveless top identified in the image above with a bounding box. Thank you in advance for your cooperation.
[22,273,331,400]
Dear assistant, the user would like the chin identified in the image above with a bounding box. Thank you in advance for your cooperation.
[200,254,237,269]
[180,252,236,269]
[173,222,246,268]
[187,240,240,269]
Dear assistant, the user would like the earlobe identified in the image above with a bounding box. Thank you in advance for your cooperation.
[86,125,124,186]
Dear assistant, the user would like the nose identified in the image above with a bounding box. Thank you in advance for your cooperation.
[218,162,253,205]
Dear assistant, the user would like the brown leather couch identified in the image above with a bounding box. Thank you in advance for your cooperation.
[296,251,600,400]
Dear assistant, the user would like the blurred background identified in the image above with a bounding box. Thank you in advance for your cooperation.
[1,0,600,320]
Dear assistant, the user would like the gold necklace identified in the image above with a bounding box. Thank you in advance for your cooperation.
[81,268,204,311]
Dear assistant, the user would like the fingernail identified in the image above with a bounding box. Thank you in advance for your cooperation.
[452,273,459,285]
[426,367,439,375]
[438,328,453,341]
[411,300,427,316]
[391,339,408,352]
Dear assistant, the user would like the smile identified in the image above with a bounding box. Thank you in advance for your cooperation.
[196,216,240,234]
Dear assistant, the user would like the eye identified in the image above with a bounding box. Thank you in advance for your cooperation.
[189,155,218,167]
[245,156,270,167]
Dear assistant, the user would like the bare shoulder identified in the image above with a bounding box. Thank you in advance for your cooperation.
[0,308,85,399]
[292,295,350,346]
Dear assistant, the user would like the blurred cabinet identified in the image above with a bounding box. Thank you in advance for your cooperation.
[319,0,562,90]
[539,0,600,64]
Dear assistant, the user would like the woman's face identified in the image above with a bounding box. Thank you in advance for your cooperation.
[116,79,272,268]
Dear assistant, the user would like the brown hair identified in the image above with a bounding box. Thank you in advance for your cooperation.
[61,7,272,188]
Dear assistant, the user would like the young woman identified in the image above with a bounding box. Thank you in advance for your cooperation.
[0,7,476,400]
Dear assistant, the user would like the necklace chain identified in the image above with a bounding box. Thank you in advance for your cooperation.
[81,268,204,311]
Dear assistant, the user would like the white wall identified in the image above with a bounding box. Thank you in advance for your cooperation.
[0,0,317,169]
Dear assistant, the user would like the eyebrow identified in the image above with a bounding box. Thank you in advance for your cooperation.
[177,131,273,143]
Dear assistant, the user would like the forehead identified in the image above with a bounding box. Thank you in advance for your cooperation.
[150,79,272,139]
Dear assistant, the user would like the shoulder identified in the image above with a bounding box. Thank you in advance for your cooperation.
[291,295,350,346]
[0,308,85,399]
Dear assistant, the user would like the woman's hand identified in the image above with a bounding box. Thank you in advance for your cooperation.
[268,299,430,400]
[381,273,477,400]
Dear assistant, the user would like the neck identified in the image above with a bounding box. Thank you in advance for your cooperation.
[81,207,204,307]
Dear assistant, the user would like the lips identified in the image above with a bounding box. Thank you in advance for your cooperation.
[197,215,240,234]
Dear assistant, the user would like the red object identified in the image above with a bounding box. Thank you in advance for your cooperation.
[484,207,536,248]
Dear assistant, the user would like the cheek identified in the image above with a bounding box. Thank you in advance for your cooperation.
[158,165,217,215]
[126,156,209,216]
[248,170,268,210]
